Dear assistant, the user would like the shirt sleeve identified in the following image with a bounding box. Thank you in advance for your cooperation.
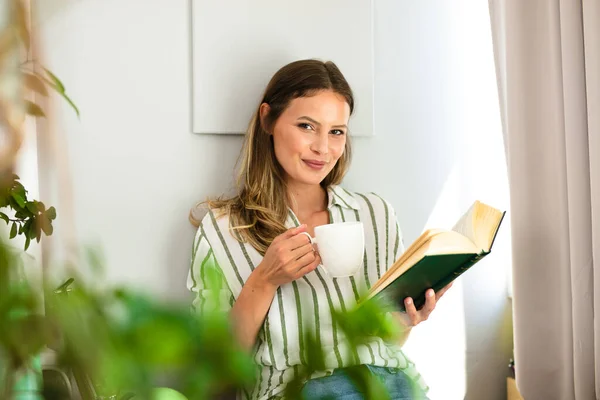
[187,224,234,314]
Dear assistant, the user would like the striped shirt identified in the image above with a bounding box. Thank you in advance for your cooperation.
[187,185,428,399]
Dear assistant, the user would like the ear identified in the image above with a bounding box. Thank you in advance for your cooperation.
[259,103,271,134]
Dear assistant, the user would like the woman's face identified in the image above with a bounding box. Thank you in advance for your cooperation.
[265,90,350,187]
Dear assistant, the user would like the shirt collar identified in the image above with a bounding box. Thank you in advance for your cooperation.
[327,185,361,211]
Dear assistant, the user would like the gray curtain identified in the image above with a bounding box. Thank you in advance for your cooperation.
[489,0,600,399]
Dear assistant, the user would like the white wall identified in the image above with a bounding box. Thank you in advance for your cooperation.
[35,1,513,399]
[348,3,513,400]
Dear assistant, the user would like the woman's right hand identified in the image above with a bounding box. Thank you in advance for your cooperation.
[255,224,321,289]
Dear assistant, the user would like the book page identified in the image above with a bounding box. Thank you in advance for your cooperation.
[474,204,504,251]
[453,201,504,251]
[452,202,476,243]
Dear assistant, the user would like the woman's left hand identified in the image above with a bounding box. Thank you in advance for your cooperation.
[394,283,453,329]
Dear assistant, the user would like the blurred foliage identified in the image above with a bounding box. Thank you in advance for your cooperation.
[0,244,257,399]
[0,0,79,118]
[283,297,401,399]
[21,63,80,118]
[12,0,80,118]
[0,229,402,400]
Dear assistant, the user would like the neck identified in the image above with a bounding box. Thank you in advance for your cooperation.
[287,181,328,216]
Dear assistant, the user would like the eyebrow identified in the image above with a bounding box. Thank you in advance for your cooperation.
[297,116,348,129]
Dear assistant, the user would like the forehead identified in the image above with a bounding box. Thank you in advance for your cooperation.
[283,91,351,121]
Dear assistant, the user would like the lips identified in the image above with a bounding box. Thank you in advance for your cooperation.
[303,160,327,169]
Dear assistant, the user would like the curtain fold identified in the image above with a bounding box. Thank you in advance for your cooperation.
[488,0,600,398]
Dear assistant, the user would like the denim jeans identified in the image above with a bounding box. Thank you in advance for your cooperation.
[300,365,429,400]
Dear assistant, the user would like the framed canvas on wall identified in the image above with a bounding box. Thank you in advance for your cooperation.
[190,0,375,136]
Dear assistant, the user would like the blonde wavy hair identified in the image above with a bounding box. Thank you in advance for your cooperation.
[190,59,354,255]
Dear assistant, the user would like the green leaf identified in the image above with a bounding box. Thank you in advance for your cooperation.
[11,191,26,208]
[24,236,31,251]
[22,218,32,232]
[26,201,38,214]
[54,278,74,294]
[14,210,28,219]
[35,225,42,242]
[9,198,24,213]
[42,67,65,93]
[28,221,37,240]
[41,217,53,236]
[46,206,57,220]
[12,180,26,194]
[10,222,17,239]
[21,219,33,241]
[61,92,80,118]
[0,212,8,224]
[37,68,79,118]
[25,100,45,117]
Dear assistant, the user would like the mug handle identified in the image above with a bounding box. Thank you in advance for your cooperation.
[299,231,317,244]
[298,232,330,276]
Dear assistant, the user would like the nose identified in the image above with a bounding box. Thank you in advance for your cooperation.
[310,132,329,155]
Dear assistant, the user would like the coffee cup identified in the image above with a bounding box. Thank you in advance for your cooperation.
[301,221,365,278]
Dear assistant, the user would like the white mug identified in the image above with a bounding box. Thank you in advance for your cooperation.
[301,221,365,278]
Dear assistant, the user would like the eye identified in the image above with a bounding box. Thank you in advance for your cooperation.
[330,129,345,136]
[298,123,314,131]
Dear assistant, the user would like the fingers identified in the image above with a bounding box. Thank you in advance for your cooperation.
[290,242,315,260]
[295,252,321,278]
[421,289,436,317]
[293,247,318,269]
[403,297,419,326]
[435,282,453,301]
[274,226,312,252]
[404,289,437,326]
[275,224,307,243]
[288,231,313,251]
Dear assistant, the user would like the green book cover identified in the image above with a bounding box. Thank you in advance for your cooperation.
[371,252,489,312]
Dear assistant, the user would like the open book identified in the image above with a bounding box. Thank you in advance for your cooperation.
[362,200,506,311]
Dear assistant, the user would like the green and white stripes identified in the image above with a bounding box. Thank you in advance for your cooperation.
[186,185,427,399]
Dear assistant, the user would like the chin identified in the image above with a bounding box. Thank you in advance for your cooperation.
[300,177,325,186]
[289,171,328,187]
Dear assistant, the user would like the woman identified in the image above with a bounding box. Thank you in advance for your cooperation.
[188,59,451,399]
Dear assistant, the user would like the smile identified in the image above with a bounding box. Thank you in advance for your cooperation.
[303,160,327,170]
